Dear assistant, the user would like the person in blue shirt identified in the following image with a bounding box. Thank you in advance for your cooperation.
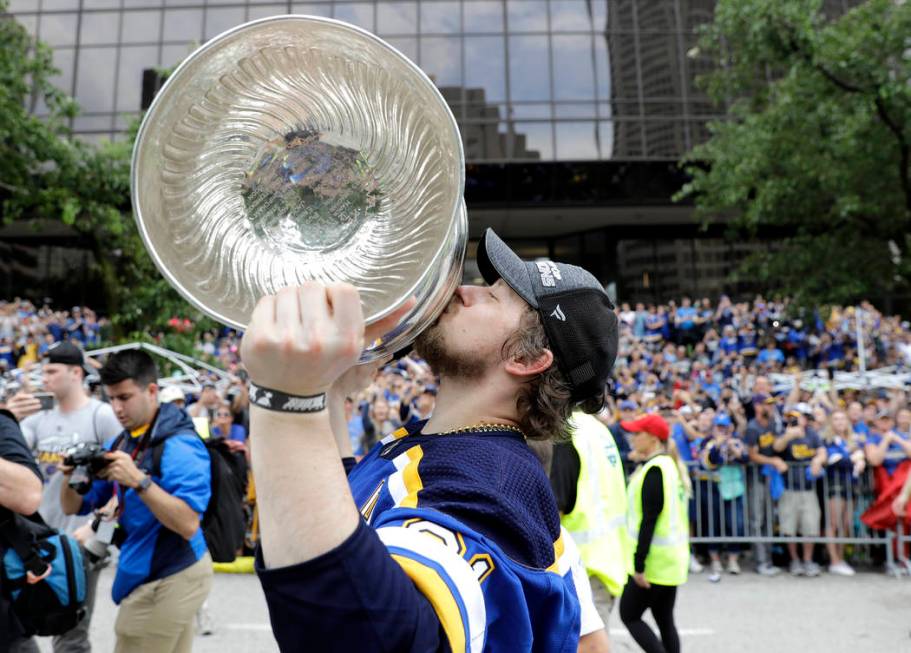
[241,229,619,653]
[211,403,247,443]
[847,401,870,437]
[718,325,739,357]
[756,341,785,367]
[865,409,911,477]
[59,349,212,652]
[674,297,699,346]
[644,306,665,348]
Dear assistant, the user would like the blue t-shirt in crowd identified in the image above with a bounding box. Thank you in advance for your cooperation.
[348,415,366,456]
[644,314,664,338]
[825,436,862,486]
[671,423,694,463]
[47,321,63,341]
[0,344,15,368]
[867,429,910,476]
[676,307,697,330]
[757,348,785,365]
[212,423,247,443]
[719,336,740,355]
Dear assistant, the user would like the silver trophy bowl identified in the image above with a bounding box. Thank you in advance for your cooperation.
[132,15,466,360]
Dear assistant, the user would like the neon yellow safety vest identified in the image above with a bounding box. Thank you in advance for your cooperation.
[560,412,628,597]
[625,453,688,586]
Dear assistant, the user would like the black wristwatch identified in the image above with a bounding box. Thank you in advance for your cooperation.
[135,474,153,494]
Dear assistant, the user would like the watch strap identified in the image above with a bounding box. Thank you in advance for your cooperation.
[136,474,153,493]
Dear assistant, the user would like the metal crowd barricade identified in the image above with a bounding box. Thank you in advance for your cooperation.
[676,461,901,571]
[897,522,911,570]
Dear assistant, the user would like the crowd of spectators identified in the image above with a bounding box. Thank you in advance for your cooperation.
[3,293,911,578]
[0,299,106,372]
[601,295,911,578]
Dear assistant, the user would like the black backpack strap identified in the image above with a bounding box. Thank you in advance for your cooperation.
[0,516,51,578]
[151,440,166,478]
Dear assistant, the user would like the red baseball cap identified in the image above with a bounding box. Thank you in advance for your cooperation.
[621,414,670,441]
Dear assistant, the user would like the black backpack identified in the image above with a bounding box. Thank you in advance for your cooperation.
[0,513,86,637]
[151,436,246,563]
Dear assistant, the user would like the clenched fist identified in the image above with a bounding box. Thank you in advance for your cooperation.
[240,283,415,398]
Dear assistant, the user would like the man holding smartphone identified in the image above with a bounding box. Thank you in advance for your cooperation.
[6,341,122,653]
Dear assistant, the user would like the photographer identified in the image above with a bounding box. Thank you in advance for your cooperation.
[773,404,826,577]
[0,409,43,652]
[59,350,213,653]
[7,341,121,653]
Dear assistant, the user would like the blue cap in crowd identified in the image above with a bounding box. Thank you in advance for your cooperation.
[619,399,638,411]
[714,413,732,427]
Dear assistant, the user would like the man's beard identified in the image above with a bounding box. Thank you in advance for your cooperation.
[414,321,490,380]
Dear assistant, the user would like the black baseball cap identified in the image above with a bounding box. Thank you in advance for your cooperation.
[45,341,90,374]
[476,228,618,402]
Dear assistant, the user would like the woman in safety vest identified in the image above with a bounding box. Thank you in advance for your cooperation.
[618,414,689,653]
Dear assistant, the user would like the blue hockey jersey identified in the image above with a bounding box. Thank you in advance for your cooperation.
[347,423,581,653]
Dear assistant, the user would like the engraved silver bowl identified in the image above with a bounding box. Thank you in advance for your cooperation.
[132,15,466,360]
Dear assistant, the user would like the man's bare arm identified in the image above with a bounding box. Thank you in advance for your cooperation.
[242,284,411,569]
[0,457,42,515]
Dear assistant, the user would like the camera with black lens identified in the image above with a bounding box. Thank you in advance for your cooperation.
[787,416,800,428]
[63,442,111,495]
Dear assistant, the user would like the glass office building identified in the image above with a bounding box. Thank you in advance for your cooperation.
[1,0,857,305]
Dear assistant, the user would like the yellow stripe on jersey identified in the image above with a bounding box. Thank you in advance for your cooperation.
[391,554,466,653]
[546,531,566,573]
[393,427,409,439]
[399,445,425,509]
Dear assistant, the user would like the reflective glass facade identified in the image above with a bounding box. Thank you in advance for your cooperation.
[4,0,857,305]
[9,0,725,161]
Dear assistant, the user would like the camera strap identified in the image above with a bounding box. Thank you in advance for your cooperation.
[112,409,160,518]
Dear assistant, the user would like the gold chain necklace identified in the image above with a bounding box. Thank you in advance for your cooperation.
[438,423,525,437]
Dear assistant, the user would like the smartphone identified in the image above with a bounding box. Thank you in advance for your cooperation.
[34,392,55,411]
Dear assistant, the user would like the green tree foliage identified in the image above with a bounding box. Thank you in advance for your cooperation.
[0,2,210,337]
[677,0,911,308]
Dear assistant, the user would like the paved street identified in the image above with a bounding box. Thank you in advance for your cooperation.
[37,564,911,652]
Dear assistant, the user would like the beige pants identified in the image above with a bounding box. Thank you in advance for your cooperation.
[114,553,213,653]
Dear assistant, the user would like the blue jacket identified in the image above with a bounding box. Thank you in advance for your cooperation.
[80,402,211,603]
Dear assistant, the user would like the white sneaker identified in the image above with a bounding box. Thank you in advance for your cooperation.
[727,559,741,575]
[708,560,723,583]
[789,560,805,576]
[828,561,855,576]
[804,561,821,577]
[690,554,704,574]
[757,562,782,577]
[885,561,908,577]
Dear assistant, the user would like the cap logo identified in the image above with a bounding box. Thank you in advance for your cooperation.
[550,304,566,321]
[536,261,561,288]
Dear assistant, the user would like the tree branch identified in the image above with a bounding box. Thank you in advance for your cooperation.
[783,29,910,217]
